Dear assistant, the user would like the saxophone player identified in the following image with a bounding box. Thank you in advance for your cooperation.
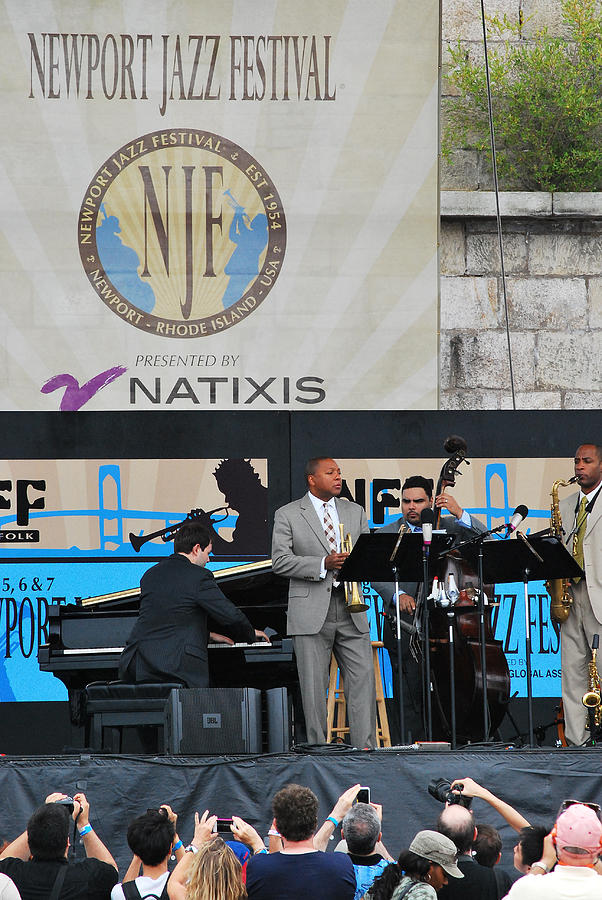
[559,444,602,745]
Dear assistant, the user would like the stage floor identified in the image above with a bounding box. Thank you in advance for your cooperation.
[1,747,601,873]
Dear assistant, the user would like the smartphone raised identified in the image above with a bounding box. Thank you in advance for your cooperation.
[356,787,371,804]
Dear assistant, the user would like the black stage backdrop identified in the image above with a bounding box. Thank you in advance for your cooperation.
[1,408,601,752]
[1,749,602,874]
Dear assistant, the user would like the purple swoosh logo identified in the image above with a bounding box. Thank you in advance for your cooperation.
[41,366,127,411]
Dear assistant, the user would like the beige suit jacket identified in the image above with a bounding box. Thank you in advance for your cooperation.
[560,490,602,624]
[271,493,370,635]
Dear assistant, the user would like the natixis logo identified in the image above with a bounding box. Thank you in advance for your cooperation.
[78,129,286,337]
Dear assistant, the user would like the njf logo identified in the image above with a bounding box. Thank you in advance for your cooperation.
[0,480,45,526]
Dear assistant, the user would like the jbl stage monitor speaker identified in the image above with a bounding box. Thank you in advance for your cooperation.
[165,687,262,754]
[265,687,291,752]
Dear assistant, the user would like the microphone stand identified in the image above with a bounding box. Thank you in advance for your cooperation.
[423,542,433,741]
[442,523,508,743]
[392,564,406,745]
[516,531,544,747]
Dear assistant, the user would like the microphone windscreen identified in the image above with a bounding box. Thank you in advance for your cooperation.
[421,508,435,525]
[513,504,529,519]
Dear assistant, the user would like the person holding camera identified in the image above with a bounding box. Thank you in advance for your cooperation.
[167,810,246,900]
[112,805,184,900]
[447,777,548,878]
[502,802,602,898]
[243,783,356,899]
[0,792,117,900]
[436,805,499,900]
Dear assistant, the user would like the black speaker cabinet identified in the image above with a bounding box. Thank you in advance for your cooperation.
[165,687,262,754]
[265,687,292,752]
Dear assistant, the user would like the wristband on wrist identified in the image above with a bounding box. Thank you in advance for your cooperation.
[326,816,339,829]
[268,829,280,837]
[185,844,199,854]
[172,839,183,851]
[254,847,268,855]
[531,861,550,873]
[78,824,93,837]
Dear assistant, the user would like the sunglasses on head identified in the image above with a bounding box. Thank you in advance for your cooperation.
[558,799,601,818]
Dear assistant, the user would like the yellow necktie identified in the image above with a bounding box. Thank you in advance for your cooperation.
[572,495,588,582]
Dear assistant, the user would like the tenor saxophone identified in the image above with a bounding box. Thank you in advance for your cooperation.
[547,476,578,625]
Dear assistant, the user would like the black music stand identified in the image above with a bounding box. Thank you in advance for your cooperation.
[458,533,582,747]
[340,532,455,744]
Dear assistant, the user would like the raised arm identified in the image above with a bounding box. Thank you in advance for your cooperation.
[73,792,118,869]
[450,777,530,832]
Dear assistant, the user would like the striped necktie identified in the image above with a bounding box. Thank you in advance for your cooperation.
[322,503,338,553]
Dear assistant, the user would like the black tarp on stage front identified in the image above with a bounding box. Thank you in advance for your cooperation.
[2,748,602,873]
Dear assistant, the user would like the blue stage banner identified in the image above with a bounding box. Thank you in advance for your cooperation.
[0,457,268,701]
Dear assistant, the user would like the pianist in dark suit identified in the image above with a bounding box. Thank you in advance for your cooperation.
[119,522,268,687]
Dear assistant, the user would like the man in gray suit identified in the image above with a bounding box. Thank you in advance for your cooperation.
[372,475,486,741]
[272,457,376,747]
[558,443,602,745]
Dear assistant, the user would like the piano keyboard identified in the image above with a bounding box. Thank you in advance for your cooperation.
[59,641,275,655]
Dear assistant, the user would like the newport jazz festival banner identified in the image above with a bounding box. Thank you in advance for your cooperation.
[0,0,440,412]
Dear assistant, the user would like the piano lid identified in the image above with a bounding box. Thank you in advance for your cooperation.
[80,558,274,608]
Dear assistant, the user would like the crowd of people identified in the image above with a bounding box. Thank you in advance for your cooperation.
[1,776,601,900]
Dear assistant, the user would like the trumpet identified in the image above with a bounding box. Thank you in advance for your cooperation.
[338,524,369,613]
[129,507,229,552]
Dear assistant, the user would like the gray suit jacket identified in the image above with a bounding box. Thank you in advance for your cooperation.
[372,513,487,609]
[271,494,370,635]
[560,491,602,624]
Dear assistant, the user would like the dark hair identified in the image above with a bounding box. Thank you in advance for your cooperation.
[402,476,434,498]
[27,804,70,860]
[518,824,548,867]
[304,457,334,485]
[437,806,475,855]
[342,803,380,855]
[474,823,502,867]
[577,443,602,460]
[366,849,431,900]
[272,784,318,842]
[127,808,176,866]
[173,522,213,554]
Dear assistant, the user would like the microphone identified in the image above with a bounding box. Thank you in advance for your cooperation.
[507,504,529,533]
[421,508,434,546]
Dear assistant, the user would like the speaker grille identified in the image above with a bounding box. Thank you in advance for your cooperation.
[166,688,262,754]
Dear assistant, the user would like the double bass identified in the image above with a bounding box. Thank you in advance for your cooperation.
[427,437,511,743]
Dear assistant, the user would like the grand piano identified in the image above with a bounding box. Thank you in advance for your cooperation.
[38,560,299,726]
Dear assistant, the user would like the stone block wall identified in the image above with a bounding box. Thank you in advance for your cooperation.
[441,0,566,191]
[440,192,602,409]
[439,3,601,410]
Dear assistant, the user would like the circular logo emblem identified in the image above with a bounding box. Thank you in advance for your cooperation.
[78,129,286,337]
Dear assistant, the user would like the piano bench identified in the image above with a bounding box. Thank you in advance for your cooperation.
[85,682,182,753]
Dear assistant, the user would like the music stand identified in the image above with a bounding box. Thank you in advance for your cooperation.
[458,533,582,746]
[340,532,455,744]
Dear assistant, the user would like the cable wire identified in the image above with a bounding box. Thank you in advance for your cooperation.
[479,0,517,409]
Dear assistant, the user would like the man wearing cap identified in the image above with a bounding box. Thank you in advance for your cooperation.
[502,802,602,898]
[437,805,500,900]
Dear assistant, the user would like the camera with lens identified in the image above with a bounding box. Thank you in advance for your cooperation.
[54,796,75,815]
[427,778,472,809]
